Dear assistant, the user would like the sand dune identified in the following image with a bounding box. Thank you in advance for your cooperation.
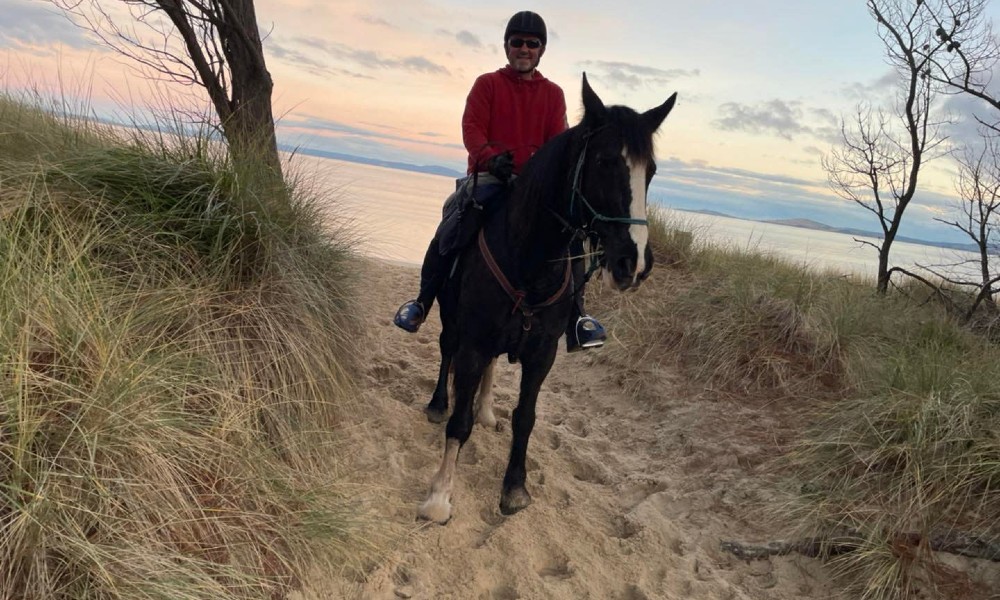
[291,259,859,600]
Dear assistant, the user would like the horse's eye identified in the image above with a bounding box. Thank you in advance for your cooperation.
[595,155,618,169]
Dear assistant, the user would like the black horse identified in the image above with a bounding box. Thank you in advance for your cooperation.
[418,75,676,523]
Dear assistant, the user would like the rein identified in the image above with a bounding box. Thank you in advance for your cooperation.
[478,229,572,330]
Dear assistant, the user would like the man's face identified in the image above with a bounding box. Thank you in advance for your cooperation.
[505,35,543,74]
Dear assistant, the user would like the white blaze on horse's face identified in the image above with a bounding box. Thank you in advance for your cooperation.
[624,149,649,285]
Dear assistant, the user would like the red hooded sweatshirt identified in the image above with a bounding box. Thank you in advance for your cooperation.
[462,66,568,175]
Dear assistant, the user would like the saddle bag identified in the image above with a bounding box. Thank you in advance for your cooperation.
[437,174,507,256]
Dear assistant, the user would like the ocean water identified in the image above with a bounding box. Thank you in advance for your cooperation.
[302,155,980,280]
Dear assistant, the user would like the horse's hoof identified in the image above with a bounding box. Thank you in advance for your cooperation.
[499,487,532,515]
[476,410,497,430]
[417,494,452,524]
[425,405,448,424]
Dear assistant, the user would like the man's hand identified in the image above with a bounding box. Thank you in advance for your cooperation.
[487,151,515,182]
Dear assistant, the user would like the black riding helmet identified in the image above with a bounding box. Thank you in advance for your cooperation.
[504,11,547,46]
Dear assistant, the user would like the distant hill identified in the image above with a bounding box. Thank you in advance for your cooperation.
[285,146,464,179]
[761,218,979,252]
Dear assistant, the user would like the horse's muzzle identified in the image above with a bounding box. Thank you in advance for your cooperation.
[607,245,653,291]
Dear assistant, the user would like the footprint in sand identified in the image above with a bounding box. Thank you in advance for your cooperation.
[483,585,519,600]
[479,506,504,527]
[474,506,504,549]
[369,361,399,380]
[414,342,437,360]
[458,441,480,465]
[564,416,589,438]
[416,375,437,392]
[609,514,643,540]
[569,455,611,485]
[403,451,431,471]
[535,553,574,580]
[622,584,651,600]
[619,478,668,510]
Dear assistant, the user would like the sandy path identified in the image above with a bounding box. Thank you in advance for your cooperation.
[300,259,839,600]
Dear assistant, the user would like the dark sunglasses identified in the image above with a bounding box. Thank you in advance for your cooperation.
[508,38,542,49]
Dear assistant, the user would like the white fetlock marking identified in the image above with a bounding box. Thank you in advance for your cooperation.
[418,493,452,524]
[475,358,497,429]
[418,438,461,524]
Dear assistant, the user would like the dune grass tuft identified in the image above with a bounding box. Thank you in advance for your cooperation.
[1,93,366,599]
[600,207,1000,598]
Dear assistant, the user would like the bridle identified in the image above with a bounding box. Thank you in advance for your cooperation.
[477,126,648,329]
[552,127,651,289]
[567,127,649,228]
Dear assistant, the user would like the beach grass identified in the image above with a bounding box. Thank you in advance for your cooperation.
[0,92,366,599]
[601,208,1000,599]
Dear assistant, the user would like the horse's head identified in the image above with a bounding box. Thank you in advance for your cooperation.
[573,74,676,291]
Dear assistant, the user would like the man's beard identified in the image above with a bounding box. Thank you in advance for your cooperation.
[513,58,536,73]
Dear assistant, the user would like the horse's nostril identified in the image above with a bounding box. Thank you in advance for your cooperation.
[617,256,635,275]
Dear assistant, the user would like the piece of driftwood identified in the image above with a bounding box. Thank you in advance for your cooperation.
[721,531,1000,562]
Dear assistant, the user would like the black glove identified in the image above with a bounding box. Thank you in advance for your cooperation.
[487,151,515,182]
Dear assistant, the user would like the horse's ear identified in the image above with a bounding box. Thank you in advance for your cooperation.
[581,73,607,124]
[642,92,677,133]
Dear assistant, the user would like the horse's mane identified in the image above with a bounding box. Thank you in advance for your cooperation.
[605,105,657,166]
[513,125,576,213]
[512,104,656,219]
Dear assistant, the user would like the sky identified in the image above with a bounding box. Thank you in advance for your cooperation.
[4,0,1000,243]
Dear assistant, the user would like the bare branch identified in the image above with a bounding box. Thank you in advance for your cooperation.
[49,0,282,176]
[823,1,950,293]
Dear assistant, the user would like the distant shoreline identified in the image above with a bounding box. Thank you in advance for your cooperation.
[684,210,978,253]
[293,149,977,254]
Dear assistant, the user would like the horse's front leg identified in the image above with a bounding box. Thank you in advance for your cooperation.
[500,342,558,515]
[418,348,489,524]
[425,329,456,423]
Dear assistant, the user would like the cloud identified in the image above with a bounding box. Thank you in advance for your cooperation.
[714,99,812,141]
[268,43,372,80]
[276,36,449,75]
[282,114,463,153]
[357,14,394,28]
[578,60,699,90]
[937,61,1000,153]
[714,99,842,143]
[456,30,482,48]
[0,1,94,53]
[841,70,898,103]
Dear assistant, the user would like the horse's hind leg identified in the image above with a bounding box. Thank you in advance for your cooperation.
[425,329,455,423]
[475,358,498,430]
[500,345,557,515]
[418,349,487,524]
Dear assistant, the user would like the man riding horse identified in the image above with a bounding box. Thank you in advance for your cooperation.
[393,10,606,352]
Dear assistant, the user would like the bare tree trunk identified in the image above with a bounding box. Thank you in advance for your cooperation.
[877,238,893,293]
[212,0,281,177]
[53,0,283,180]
